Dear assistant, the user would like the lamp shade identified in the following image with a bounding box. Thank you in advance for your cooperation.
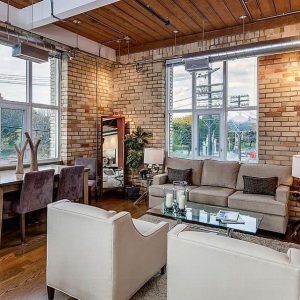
[292,155,300,178]
[144,148,164,165]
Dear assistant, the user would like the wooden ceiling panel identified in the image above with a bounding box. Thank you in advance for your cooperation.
[5,0,295,54]
[0,0,41,9]
[257,0,276,17]
[290,0,300,11]
[273,0,291,15]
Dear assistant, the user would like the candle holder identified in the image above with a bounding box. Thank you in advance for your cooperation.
[164,189,174,213]
[173,181,188,212]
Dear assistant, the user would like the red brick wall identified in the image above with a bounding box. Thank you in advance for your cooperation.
[61,51,113,164]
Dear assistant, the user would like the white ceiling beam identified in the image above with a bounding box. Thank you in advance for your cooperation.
[0,1,116,61]
[21,0,120,30]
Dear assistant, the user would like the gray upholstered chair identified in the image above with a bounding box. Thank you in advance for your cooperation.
[57,166,84,202]
[13,169,55,243]
[75,157,97,202]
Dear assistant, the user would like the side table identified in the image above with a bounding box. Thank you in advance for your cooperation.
[290,190,300,238]
[134,175,153,205]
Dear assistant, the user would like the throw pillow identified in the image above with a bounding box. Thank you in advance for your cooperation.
[243,175,278,196]
[167,168,192,185]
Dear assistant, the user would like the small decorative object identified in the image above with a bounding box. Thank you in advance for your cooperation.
[164,191,174,212]
[15,140,28,174]
[25,132,40,171]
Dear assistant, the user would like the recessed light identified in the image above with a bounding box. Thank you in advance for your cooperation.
[73,20,81,25]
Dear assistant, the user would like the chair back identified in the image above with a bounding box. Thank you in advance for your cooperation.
[16,169,55,214]
[58,166,84,201]
[75,157,96,180]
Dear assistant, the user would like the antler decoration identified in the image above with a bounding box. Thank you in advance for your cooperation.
[25,132,41,171]
[15,139,28,174]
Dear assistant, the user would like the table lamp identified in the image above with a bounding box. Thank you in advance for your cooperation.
[144,148,164,174]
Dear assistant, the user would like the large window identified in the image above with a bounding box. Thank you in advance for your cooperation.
[167,57,257,162]
[0,44,60,165]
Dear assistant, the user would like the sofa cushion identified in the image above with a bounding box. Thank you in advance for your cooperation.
[149,184,198,198]
[189,186,235,207]
[200,160,240,189]
[165,157,203,186]
[236,164,292,191]
[228,191,287,217]
[243,176,278,196]
[167,167,192,185]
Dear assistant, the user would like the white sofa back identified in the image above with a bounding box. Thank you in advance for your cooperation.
[168,225,300,300]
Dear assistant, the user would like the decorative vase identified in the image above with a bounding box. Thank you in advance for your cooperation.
[15,140,28,174]
[25,132,41,171]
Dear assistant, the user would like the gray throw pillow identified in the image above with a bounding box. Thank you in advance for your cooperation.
[167,168,192,185]
[243,175,278,196]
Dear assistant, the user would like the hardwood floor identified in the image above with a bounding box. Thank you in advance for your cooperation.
[0,193,148,300]
[0,193,299,299]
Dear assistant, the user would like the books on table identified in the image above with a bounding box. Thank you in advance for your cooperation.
[216,210,245,224]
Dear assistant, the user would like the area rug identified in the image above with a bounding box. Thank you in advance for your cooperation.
[56,214,300,300]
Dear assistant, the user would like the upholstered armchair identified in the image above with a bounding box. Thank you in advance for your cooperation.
[75,157,97,202]
[167,224,300,300]
[57,166,84,202]
[47,200,168,300]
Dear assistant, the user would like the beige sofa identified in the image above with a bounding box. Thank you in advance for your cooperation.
[167,224,300,300]
[149,157,293,234]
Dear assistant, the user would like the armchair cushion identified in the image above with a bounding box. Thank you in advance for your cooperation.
[228,191,287,216]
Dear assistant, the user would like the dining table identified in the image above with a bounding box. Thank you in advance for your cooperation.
[0,164,90,248]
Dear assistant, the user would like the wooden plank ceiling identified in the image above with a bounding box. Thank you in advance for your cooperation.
[2,0,300,53]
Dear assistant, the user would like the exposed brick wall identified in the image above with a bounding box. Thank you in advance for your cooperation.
[61,51,113,164]
[113,62,165,148]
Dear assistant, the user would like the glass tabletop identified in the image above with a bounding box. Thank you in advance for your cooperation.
[147,202,264,234]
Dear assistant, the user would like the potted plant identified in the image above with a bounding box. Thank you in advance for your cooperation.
[125,126,152,200]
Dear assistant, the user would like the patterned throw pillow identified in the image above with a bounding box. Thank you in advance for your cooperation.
[243,175,278,196]
[167,168,192,185]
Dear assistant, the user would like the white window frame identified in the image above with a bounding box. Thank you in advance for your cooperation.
[0,53,61,165]
[166,58,258,162]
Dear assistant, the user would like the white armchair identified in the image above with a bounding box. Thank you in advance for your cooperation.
[46,200,168,300]
[168,225,300,300]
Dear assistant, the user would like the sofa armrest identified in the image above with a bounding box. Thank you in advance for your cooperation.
[276,185,290,203]
[288,248,300,267]
[153,173,168,185]
[168,224,189,237]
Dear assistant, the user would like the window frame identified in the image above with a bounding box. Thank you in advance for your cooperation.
[0,53,61,165]
[166,58,258,162]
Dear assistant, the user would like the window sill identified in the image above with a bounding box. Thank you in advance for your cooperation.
[0,160,63,172]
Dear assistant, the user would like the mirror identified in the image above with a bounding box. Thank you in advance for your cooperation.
[99,115,125,196]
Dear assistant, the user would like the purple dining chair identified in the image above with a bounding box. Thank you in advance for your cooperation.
[57,166,84,202]
[13,169,55,243]
[75,157,97,202]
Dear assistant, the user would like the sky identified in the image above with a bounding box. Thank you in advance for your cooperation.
[0,44,51,104]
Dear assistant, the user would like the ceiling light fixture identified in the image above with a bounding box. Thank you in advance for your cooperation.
[240,15,247,42]
[173,30,178,56]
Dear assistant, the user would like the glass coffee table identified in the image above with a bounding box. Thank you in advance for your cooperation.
[147,202,263,237]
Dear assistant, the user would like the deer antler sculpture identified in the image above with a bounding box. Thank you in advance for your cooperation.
[15,139,28,174]
[25,132,41,171]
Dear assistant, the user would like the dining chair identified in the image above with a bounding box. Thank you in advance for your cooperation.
[13,169,55,243]
[57,166,84,202]
[75,157,97,202]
